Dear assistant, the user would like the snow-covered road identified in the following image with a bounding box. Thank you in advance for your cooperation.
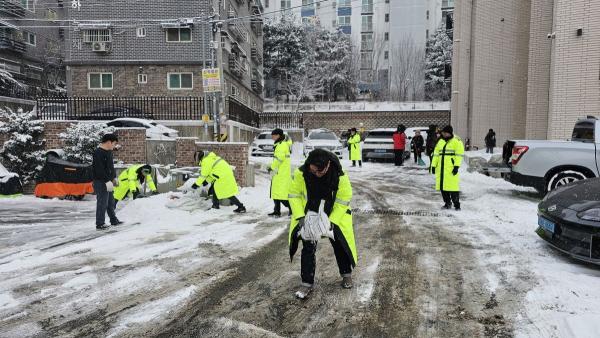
[2,152,600,337]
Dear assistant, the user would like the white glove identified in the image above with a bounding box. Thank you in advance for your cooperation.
[106,181,114,192]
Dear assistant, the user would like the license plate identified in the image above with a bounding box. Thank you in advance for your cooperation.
[374,149,387,153]
[263,146,273,151]
[538,216,555,233]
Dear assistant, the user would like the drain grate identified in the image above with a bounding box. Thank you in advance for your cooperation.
[353,208,451,217]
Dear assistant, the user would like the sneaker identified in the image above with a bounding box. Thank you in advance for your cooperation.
[295,285,313,299]
[111,220,124,226]
[96,224,110,230]
[341,276,353,289]
[208,205,220,211]
[234,206,247,213]
[441,204,452,210]
[268,212,281,217]
[455,206,461,211]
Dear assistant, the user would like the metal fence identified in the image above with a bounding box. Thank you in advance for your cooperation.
[258,112,304,129]
[227,97,260,128]
[36,96,207,120]
[1,81,63,101]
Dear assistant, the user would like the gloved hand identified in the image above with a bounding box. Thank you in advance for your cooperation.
[106,181,114,192]
[191,183,199,189]
[202,180,209,187]
[430,167,436,175]
[452,166,459,175]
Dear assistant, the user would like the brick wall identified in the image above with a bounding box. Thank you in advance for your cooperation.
[175,137,199,167]
[195,142,249,187]
[303,110,451,135]
[43,121,74,149]
[114,128,147,163]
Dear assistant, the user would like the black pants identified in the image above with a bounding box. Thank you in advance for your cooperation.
[394,149,404,166]
[273,199,290,213]
[209,185,243,208]
[301,234,352,286]
[352,160,362,167]
[413,150,422,163]
[486,146,494,153]
[93,180,118,226]
[441,191,460,208]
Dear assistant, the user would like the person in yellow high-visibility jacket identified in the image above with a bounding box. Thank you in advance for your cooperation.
[113,164,157,203]
[191,151,246,213]
[268,129,292,217]
[431,125,465,210]
[288,149,357,299]
[347,128,362,167]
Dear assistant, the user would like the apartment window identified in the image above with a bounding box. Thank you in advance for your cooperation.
[338,16,351,26]
[231,84,238,96]
[82,29,112,43]
[362,0,373,13]
[362,15,373,32]
[302,0,314,6]
[265,0,269,7]
[338,0,351,6]
[426,10,430,20]
[426,29,429,40]
[385,0,389,2]
[360,52,373,69]
[384,51,389,59]
[385,13,389,22]
[136,27,147,38]
[166,28,192,42]
[138,74,148,84]
[20,0,30,10]
[361,33,373,50]
[88,73,113,90]
[384,32,389,41]
[168,73,193,89]
[280,0,291,9]
[23,31,36,46]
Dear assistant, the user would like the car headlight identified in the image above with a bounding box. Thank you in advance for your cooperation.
[577,208,600,222]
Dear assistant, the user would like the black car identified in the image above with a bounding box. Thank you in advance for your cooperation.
[537,177,600,264]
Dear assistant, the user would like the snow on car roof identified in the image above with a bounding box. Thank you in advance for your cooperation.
[111,118,155,124]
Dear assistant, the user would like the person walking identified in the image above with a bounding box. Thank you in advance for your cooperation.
[288,149,357,299]
[485,129,496,154]
[191,150,246,213]
[412,130,425,164]
[113,164,158,204]
[92,133,121,230]
[392,124,407,166]
[431,125,465,211]
[347,128,362,167]
[425,124,438,167]
[268,129,292,217]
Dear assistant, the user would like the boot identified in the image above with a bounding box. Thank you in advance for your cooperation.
[111,220,124,226]
[234,205,247,213]
[96,224,110,231]
[208,205,220,211]
[441,204,452,210]
[295,285,313,299]
[341,276,353,289]
[268,211,281,217]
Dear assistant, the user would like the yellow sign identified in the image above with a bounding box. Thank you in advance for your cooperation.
[202,114,210,123]
[202,68,221,93]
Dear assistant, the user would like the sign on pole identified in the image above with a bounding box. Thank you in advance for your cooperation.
[202,68,221,93]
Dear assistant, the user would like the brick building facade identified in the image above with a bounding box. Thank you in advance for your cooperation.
[452,0,600,145]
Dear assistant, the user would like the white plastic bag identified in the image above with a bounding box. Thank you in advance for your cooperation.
[300,209,334,241]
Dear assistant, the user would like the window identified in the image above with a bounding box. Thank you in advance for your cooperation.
[166,28,192,42]
[362,15,373,32]
[20,0,30,10]
[83,29,111,43]
[280,0,291,9]
[385,14,389,22]
[384,51,389,59]
[426,10,430,20]
[88,73,113,90]
[231,84,238,96]
[23,31,36,46]
[138,74,148,84]
[168,73,193,89]
[338,16,351,26]
[302,0,314,6]
[265,0,269,7]
[384,32,389,41]
[361,33,373,50]
[136,27,147,37]
[338,0,351,6]
[360,52,372,69]
[362,0,373,13]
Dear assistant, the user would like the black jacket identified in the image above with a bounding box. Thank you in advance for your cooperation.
[412,135,425,151]
[425,133,438,156]
[92,147,116,182]
[485,132,497,147]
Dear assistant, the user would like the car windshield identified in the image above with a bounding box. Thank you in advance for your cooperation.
[572,121,595,142]
[367,131,394,138]
[309,132,337,140]
[150,122,158,126]
[257,134,270,140]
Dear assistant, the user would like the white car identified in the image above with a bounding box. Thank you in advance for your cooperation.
[106,118,179,140]
[303,128,344,158]
[251,131,290,156]
[405,127,429,156]
[362,127,429,162]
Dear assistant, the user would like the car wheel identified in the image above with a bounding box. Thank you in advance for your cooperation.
[547,170,587,191]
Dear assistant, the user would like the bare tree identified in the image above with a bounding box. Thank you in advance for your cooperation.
[390,35,425,101]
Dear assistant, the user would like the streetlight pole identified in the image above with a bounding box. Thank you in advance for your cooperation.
[209,16,223,140]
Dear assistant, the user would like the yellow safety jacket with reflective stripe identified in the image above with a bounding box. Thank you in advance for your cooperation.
[195,152,239,199]
[113,165,157,201]
[432,136,464,192]
[270,140,292,200]
[287,168,357,266]
[347,133,362,161]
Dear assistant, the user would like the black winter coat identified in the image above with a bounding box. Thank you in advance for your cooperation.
[412,135,425,152]
[485,132,496,147]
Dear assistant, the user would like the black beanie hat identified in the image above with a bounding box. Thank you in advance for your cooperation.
[442,125,453,134]
[351,127,357,132]
[271,128,284,136]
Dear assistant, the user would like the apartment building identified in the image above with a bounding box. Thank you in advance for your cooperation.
[264,0,447,97]
[0,0,65,99]
[451,0,600,146]
[65,0,264,112]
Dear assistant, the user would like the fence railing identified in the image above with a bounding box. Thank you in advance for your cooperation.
[1,81,63,101]
[258,112,303,129]
[227,97,260,128]
[36,96,207,121]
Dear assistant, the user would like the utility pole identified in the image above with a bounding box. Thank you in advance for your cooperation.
[209,16,222,140]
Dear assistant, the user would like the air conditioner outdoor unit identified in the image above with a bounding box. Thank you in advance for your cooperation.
[92,42,110,52]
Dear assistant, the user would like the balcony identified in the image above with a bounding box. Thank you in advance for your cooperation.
[0,0,26,17]
[227,22,245,42]
[251,79,263,94]
[0,36,26,53]
[251,47,262,64]
[228,55,244,78]
[251,19,263,37]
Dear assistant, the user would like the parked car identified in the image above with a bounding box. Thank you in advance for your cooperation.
[362,128,395,162]
[303,128,344,158]
[251,131,290,157]
[537,177,600,264]
[107,118,179,140]
[499,116,600,194]
[69,106,152,120]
